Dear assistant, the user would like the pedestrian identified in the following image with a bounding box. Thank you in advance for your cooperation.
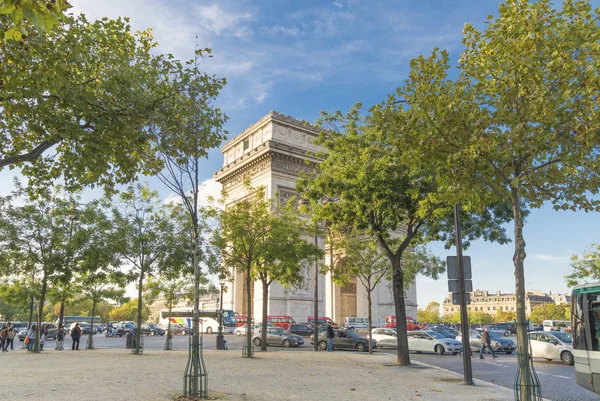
[0,324,7,352]
[26,324,36,352]
[39,323,47,351]
[326,322,335,352]
[71,323,82,350]
[479,327,497,359]
[55,324,65,351]
[5,323,15,351]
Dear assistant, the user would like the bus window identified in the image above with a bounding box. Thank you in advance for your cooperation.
[573,292,587,350]
[588,292,600,351]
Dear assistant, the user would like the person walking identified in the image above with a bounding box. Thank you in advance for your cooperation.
[26,324,36,352]
[55,325,65,351]
[326,322,335,352]
[5,323,15,351]
[479,327,497,359]
[71,323,82,350]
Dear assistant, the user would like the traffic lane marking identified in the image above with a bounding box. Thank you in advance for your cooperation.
[535,371,571,380]
[483,361,510,368]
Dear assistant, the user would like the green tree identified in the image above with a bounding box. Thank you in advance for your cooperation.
[109,299,149,322]
[494,310,517,323]
[209,185,322,353]
[145,274,193,350]
[566,243,600,287]
[0,14,216,196]
[109,184,189,355]
[529,304,568,325]
[1,0,71,38]
[418,301,441,325]
[297,105,510,365]
[0,281,31,320]
[469,311,494,325]
[396,0,600,393]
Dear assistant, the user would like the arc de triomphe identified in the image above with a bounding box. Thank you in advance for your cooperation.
[213,111,418,325]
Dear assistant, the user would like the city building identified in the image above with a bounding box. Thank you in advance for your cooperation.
[213,111,418,324]
[442,289,563,316]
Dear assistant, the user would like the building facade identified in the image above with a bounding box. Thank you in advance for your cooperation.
[213,111,418,325]
[442,289,561,316]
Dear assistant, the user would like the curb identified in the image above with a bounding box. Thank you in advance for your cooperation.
[412,360,552,401]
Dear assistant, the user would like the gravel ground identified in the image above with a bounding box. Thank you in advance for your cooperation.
[3,347,517,401]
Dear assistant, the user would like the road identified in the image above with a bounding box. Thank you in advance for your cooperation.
[27,332,600,401]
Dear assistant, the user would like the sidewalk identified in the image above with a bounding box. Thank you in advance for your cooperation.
[4,348,514,401]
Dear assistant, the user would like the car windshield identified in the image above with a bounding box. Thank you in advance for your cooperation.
[345,330,360,338]
[428,331,446,339]
[434,327,451,334]
[552,332,572,343]
[488,331,504,339]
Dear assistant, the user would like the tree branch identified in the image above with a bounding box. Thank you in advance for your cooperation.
[0,139,59,168]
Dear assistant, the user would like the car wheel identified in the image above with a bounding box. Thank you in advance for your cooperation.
[283,339,291,348]
[356,342,366,352]
[435,345,445,355]
[505,351,513,355]
[561,351,574,365]
[504,331,510,337]
[151,331,155,336]
[452,352,458,355]
[253,338,261,347]
[318,340,327,351]
[206,327,213,334]
[235,330,241,336]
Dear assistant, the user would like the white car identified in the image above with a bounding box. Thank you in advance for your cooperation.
[235,322,274,336]
[528,331,574,365]
[371,328,398,348]
[407,330,462,355]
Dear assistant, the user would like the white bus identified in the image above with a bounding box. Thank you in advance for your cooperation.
[159,307,236,334]
[543,319,570,332]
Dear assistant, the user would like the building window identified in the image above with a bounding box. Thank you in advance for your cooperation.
[511,306,514,310]
[487,307,491,311]
[493,306,496,310]
[243,139,250,151]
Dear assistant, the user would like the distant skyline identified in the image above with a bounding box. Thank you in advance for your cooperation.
[2,0,600,311]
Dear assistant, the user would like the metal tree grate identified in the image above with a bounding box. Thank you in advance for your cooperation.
[183,334,208,399]
[514,331,542,401]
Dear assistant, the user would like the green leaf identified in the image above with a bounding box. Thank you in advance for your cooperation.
[0,3,16,14]
[11,6,23,23]
[4,27,21,41]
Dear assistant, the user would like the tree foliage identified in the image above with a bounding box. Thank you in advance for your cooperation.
[566,243,600,287]
[494,310,517,323]
[529,304,569,324]
[0,0,71,39]
[109,299,149,322]
[0,13,219,196]
[209,185,322,352]
[298,104,510,365]
[417,301,441,324]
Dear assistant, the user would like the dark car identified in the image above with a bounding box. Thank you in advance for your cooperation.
[422,324,456,339]
[114,323,135,337]
[311,328,376,352]
[288,323,314,337]
[141,324,165,336]
[491,322,516,336]
[252,327,304,348]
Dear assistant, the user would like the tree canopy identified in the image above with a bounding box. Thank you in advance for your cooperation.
[566,243,600,287]
[1,0,71,39]
[0,13,223,196]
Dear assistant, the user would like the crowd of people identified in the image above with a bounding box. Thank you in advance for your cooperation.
[0,321,82,352]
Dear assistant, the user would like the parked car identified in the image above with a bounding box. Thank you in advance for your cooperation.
[114,322,135,337]
[141,324,165,336]
[528,331,573,365]
[252,327,304,348]
[421,324,456,339]
[236,322,274,336]
[311,328,376,352]
[407,330,462,355]
[288,323,314,337]
[457,330,516,354]
[371,327,398,348]
[491,322,516,336]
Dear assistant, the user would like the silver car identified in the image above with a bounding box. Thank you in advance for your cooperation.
[407,330,462,355]
[253,327,302,348]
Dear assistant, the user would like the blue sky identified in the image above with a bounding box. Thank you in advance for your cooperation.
[3,0,600,310]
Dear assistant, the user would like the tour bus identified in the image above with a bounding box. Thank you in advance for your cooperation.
[385,315,421,331]
[159,307,236,334]
[235,315,249,327]
[543,319,570,332]
[344,317,369,330]
[571,283,600,395]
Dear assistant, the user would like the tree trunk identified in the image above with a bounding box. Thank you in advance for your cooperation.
[245,267,252,357]
[165,302,172,350]
[392,256,410,365]
[88,297,97,350]
[261,279,269,352]
[511,186,532,400]
[59,297,66,329]
[35,274,48,353]
[27,292,34,332]
[367,287,373,354]
[135,268,145,355]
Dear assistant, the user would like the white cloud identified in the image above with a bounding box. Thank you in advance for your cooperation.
[193,4,254,35]
[162,178,223,209]
[531,254,569,263]
[264,25,304,37]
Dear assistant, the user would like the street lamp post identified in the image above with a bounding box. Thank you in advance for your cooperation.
[216,275,226,350]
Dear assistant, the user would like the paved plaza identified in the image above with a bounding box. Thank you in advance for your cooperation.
[4,347,518,401]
